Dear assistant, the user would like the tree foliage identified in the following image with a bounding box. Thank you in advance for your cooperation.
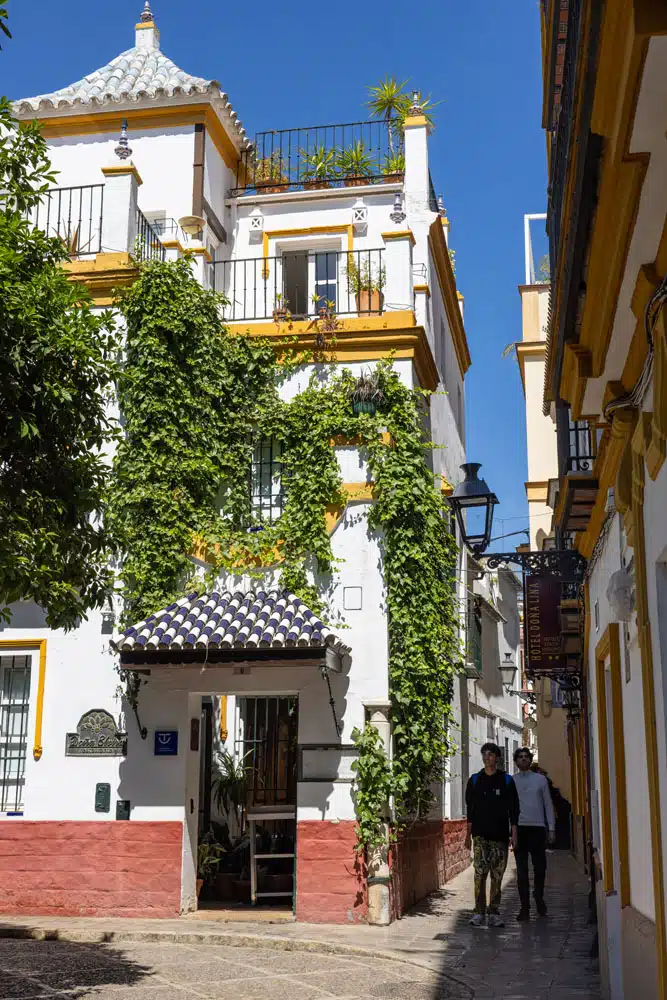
[0,99,120,628]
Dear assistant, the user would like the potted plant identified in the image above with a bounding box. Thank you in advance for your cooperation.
[300,145,336,189]
[272,293,290,323]
[197,841,225,899]
[253,152,288,193]
[346,258,386,315]
[381,151,405,182]
[350,367,384,416]
[337,141,374,187]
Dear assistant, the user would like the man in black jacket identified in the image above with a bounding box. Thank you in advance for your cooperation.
[465,742,520,927]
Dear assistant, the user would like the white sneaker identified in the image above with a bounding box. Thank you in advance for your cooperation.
[487,914,505,927]
[469,913,485,927]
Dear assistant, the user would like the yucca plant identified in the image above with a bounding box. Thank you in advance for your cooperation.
[300,144,337,185]
[382,151,405,177]
[366,77,410,154]
[337,141,374,185]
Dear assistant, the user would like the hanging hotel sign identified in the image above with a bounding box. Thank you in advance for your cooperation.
[524,575,572,676]
[65,709,127,757]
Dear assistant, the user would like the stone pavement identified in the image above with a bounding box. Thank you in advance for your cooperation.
[0,852,600,999]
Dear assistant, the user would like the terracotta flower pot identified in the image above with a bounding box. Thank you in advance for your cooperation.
[356,290,384,315]
[304,180,331,190]
[343,176,370,187]
[272,308,287,323]
[196,879,204,899]
[382,173,403,184]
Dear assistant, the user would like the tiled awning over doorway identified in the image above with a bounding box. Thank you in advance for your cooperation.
[111,589,349,657]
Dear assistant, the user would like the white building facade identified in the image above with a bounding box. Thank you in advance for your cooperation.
[1,5,472,923]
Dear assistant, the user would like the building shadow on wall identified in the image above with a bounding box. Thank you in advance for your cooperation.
[0,934,153,997]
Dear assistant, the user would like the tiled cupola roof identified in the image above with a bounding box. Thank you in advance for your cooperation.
[13,5,249,148]
[111,590,350,655]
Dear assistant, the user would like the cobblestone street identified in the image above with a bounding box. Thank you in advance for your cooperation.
[0,852,600,1000]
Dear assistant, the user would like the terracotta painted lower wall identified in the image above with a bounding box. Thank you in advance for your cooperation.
[295,820,367,924]
[0,821,183,918]
[392,818,470,918]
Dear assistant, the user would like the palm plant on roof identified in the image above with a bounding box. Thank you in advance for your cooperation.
[366,77,411,153]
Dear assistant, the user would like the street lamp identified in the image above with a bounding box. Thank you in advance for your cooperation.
[499,652,518,694]
[448,463,499,555]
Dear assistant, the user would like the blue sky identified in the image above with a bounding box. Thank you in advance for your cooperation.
[3,0,547,541]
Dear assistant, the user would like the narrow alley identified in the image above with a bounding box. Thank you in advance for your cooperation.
[0,853,600,1000]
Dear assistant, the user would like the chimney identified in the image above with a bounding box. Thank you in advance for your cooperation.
[135,1,160,51]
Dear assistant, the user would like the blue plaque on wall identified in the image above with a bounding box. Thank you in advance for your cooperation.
[154,730,178,756]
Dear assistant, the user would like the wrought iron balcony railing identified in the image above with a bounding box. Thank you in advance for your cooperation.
[26,184,104,256]
[213,248,386,322]
[565,419,596,474]
[232,120,404,196]
[135,208,166,262]
[547,0,582,273]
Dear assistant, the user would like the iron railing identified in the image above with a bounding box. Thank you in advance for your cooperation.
[135,208,166,262]
[27,184,104,256]
[0,655,31,814]
[566,419,596,473]
[233,120,403,195]
[213,248,386,322]
[547,0,582,272]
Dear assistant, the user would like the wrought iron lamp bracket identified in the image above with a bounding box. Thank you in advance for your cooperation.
[481,549,587,581]
[120,668,148,740]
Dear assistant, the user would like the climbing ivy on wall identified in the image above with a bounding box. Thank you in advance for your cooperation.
[107,258,460,847]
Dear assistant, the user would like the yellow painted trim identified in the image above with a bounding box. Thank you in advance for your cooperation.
[219,695,228,743]
[457,291,464,302]
[230,313,439,392]
[525,481,549,502]
[595,629,615,895]
[0,639,47,762]
[31,105,240,171]
[135,20,156,29]
[608,624,630,907]
[330,432,391,447]
[648,305,667,479]
[413,284,431,297]
[101,164,143,186]
[428,218,471,376]
[184,246,213,263]
[577,410,634,559]
[261,225,354,277]
[403,115,429,128]
[160,239,186,254]
[516,341,546,392]
[381,230,416,246]
[440,476,453,497]
[64,251,140,306]
[232,311,415,337]
[549,0,667,414]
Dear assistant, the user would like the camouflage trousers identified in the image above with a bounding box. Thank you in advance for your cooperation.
[473,837,509,915]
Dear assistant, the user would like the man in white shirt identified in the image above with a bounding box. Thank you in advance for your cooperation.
[513,747,556,921]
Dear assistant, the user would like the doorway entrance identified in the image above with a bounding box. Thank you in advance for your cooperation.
[197,695,298,915]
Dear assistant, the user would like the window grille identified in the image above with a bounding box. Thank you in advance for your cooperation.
[234,697,298,807]
[0,655,31,814]
[251,438,285,523]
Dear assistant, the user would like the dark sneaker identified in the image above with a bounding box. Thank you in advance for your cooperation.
[487,913,505,927]
[535,898,547,917]
[469,913,485,927]
[517,907,530,922]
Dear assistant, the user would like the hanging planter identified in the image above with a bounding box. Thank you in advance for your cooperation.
[349,368,384,417]
[353,399,378,416]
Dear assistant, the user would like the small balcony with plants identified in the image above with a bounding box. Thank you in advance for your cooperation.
[231,77,436,196]
[213,247,387,323]
[232,120,405,196]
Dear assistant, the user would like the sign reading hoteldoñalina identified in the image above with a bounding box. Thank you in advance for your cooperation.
[524,575,569,675]
[65,709,127,757]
